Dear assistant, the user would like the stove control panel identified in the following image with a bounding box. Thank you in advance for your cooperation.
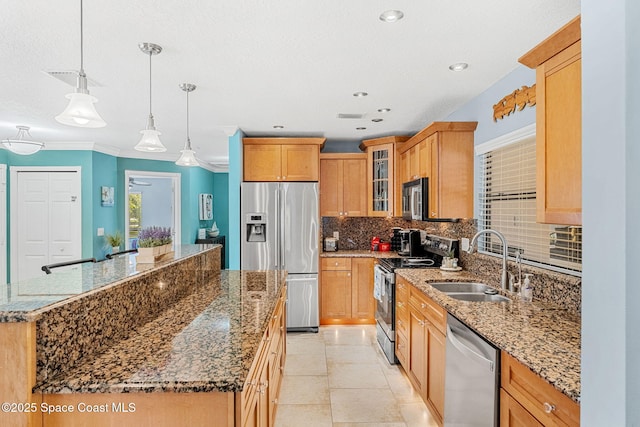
[424,235,459,258]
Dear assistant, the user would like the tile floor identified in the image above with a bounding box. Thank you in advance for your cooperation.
[275,325,439,427]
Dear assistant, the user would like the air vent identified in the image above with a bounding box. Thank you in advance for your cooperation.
[337,113,366,119]
[43,70,103,87]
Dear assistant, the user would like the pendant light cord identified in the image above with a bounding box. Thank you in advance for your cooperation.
[185,90,191,149]
[149,52,153,117]
[79,0,85,76]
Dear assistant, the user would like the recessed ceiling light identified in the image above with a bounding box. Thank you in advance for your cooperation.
[273,125,284,129]
[449,62,469,72]
[379,10,404,23]
[377,108,391,113]
[356,127,367,130]
[353,91,368,97]
[372,118,383,123]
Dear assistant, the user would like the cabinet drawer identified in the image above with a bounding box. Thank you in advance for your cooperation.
[396,306,409,337]
[395,330,409,368]
[408,287,446,334]
[396,279,409,302]
[321,257,352,271]
[501,352,580,427]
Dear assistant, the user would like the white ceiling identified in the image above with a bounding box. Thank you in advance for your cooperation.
[0,0,580,170]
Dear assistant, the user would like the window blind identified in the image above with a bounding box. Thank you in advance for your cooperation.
[478,135,582,274]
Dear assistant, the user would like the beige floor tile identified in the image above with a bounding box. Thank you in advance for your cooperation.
[284,353,327,376]
[274,404,332,427]
[386,373,424,404]
[323,327,376,346]
[325,344,380,364]
[398,402,440,427]
[328,362,390,389]
[330,389,404,423]
[286,336,326,355]
[333,423,407,427]
[278,375,330,405]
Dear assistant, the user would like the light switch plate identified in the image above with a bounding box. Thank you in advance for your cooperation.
[461,238,470,252]
[333,231,339,239]
[97,227,105,236]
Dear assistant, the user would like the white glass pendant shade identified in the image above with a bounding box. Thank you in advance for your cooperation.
[2,126,44,155]
[135,128,166,152]
[55,92,106,128]
[175,147,199,166]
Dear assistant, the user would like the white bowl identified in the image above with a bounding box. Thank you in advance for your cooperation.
[208,230,219,237]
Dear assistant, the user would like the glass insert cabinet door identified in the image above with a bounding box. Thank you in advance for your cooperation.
[368,143,395,216]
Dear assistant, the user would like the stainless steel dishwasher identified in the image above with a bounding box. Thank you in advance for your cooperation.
[444,314,499,427]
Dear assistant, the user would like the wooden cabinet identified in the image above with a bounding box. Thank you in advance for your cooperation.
[319,153,367,217]
[396,276,446,424]
[501,351,580,427]
[243,138,325,182]
[519,16,581,225]
[320,257,375,324]
[240,288,287,427]
[360,136,410,217]
[398,122,477,219]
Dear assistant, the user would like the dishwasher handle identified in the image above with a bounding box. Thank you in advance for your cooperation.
[446,324,495,372]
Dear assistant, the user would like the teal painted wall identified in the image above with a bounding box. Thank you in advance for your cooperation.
[212,173,229,267]
[92,151,118,258]
[228,130,243,269]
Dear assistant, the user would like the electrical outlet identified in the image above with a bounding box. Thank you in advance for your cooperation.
[461,238,470,252]
[97,227,105,237]
[333,231,339,240]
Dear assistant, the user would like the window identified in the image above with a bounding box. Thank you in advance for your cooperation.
[477,130,582,275]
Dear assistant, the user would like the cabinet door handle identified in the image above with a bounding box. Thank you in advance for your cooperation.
[421,303,427,309]
[543,402,556,414]
[282,176,286,180]
[347,273,351,277]
[418,320,425,327]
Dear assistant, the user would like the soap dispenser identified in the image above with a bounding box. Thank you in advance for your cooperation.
[522,274,534,302]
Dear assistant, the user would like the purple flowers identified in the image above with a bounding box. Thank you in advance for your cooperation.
[138,226,172,248]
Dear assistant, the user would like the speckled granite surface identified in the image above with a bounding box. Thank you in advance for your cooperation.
[34,270,286,394]
[0,244,220,322]
[320,250,399,258]
[396,268,581,403]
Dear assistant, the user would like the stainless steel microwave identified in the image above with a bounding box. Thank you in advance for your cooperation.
[402,178,429,221]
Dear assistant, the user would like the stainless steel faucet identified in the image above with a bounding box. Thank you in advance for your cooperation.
[467,229,511,291]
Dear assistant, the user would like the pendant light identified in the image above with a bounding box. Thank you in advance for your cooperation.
[2,126,44,155]
[55,0,106,128]
[134,42,166,152]
[175,83,199,167]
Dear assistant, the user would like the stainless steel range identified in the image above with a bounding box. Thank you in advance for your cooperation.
[374,235,459,364]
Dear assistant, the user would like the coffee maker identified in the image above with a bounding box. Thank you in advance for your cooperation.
[398,229,425,257]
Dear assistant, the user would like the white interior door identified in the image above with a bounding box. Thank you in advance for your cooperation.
[0,165,6,286]
[11,168,82,283]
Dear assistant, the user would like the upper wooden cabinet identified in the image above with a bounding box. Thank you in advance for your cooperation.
[320,153,367,217]
[360,136,410,217]
[519,16,581,225]
[398,122,477,219]
[243,138,325,182]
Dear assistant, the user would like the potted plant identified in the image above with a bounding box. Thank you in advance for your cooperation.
[105,231,123,253]
[138,226,173,258]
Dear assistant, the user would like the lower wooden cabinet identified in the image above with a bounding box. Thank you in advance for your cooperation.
[396,276,446,425]
[501,351,580,427]
[320,257,375,324]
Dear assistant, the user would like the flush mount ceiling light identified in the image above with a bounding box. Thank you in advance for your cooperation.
[2,126,44,155]
[449,62,469,72]
[377,108,391,113]
[55,0,106,128]
[175,83,199,167]
[353,91,368,97]
[134,42,166,152]
[379,10,404,23]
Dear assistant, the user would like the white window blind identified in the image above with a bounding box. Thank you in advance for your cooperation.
[478,135,582,274]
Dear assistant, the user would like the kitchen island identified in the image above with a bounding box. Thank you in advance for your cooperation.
[0,245,287,427]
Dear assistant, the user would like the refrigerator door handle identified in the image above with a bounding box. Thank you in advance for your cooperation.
[275,186,280,269]
[280,184,286,270]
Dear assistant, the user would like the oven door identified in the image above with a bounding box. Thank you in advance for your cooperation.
[374,264,395,339]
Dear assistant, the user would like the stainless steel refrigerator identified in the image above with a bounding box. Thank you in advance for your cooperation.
[241,182,319,332]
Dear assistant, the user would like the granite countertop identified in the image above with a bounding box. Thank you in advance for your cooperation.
[35,270,286,394]
[396,268,581,403]
[320,250,399,258]
[0,244,219,322]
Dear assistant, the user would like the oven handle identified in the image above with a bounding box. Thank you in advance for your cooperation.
[374,264,394,283]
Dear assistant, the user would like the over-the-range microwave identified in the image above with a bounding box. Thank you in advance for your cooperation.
[402,178,429,221]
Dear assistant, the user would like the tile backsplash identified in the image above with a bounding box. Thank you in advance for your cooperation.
[321,216,582,315]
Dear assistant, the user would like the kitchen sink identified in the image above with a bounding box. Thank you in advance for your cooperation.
[448,293,510,303]
[429,282,493,293]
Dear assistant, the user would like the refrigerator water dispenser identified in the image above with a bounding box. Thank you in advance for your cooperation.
[246,213,267,242]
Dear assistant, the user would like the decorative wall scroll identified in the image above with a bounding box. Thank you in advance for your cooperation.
[493,84,536,122]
